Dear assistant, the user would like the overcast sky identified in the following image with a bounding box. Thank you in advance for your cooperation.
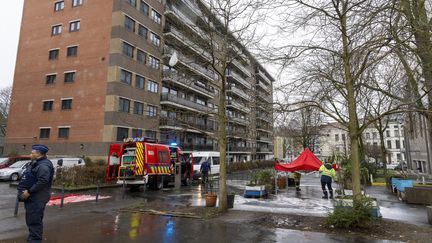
[0,0,24,89]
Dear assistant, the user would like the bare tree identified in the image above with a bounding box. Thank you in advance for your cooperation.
[0,86,12,136]
[266,0,409,199]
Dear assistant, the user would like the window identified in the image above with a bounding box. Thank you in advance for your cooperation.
[140,1,149,15]
[54,1,65,11]
[48,49,59,60]
[372,132,377,139]
[386,130,390,137]
[147,80,158,93]
[151,9,161,24]
[67,46,78,57]
[58,127,70,139]
[396,140,401,149]
[61,99,73,110]
[117,127,129,141]
[42,101,53,111]
[128,0,136,7]
[52,24,62,35]
[133,101,144,115]
[39,128,51,139]
[335,134,339,142]
[387,140,392,149]
[147,105,157,117]
[138,25,148,39]
[365,132,370,139]
[145,130,156,139]
[150,32,161,47]
[137,49,146,64]
[46,74,56,85]
[132,129,142,138]
[69,20,81,32]
[196,97,205,106]
[394,130,400,137]
[148,56,160,69]
[119,98,130,113]
[64,72,76,83]
[122,42,134,58]
[124,16,135,32]
[136,75,144,89]
[120,69,132,85]
[72,0,83,7]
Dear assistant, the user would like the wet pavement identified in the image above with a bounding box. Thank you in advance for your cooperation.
[0,172,429,242]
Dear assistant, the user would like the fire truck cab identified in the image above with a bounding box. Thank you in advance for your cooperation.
[105,138,193,190]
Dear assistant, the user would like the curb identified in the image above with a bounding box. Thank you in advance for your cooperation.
[372,182,386,186]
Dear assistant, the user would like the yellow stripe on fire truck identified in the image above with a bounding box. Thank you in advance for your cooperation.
[135,142,144,175]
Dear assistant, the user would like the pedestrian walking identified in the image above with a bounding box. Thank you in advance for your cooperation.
[293,172,302,191]
[17,144,54,243]
[200,159,211,184]
[319,162,336,199]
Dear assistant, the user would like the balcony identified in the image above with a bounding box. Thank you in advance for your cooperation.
[256,147,272,153]
[226,69,251,89]
[161,93,215,113]
[163,70,215,98]
[164,46,218,82]
[256,124,272,131]
[165,4,207,38]
[228,86,251,101]
[257,91,272,102]
[256,80,271,94]
[256,69,272,85]
[182,144,215,151]
[164,25,212,61]
[231,59,251,78]
[160,118,216,133]
[256,113,272,122]
[227,129,247,137]
[229,116,249,125]
[227,146,251,152]
[257,136,272,143]
[227,100,251,113]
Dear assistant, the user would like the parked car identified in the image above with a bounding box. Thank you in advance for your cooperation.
[0,160,32,181]
[386,163,398,170]
[50,157,85,172]
[0,156,32,169]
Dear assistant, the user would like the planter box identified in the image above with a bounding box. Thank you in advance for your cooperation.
[244,185,267,198]
[405,186,432,204]
[391,178,413,193]
[334,198,381,218]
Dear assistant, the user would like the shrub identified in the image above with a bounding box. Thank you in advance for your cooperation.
[247,169,274,187]
[326,196,375,229]
[226,160,274,173]
[54,165,106,187]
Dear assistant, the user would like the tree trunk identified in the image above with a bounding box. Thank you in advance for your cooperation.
[218,75,228,212]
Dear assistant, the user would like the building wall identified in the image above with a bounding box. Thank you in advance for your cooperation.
[6,0,114,155]
[406,113,431,174]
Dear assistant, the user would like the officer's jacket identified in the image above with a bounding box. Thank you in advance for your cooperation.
[18,157,54,202]
[319,163,336,179]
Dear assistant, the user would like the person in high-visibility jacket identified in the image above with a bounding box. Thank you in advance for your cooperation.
[319,162,336,199]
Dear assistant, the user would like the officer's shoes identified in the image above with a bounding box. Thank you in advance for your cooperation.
[322,196,328,199]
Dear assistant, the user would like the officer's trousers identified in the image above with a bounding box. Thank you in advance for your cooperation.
[24,199,47,243]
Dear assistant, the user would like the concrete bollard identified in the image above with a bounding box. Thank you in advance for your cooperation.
[427,206,432,225]
[60,184,65,208]
[96,181,100,203]
[14,193,19,216]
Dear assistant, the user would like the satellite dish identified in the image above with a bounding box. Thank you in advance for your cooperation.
[169,51,178,66]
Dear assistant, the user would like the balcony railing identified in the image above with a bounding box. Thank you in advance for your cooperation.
[226,69,251,89]
[228,86,251,101]
[256,147,272,153]
[161,93,215,113]
[257,136,272,142]
[227,100,251,113]
[256,80,271,94]
[256,69,272,85]
[231,59,251,77]
[256,113,272,122]
[229,116,249,125]
[164,25,212,61]
[163,70,215,98]
[160,118,216,132]
[182,144,215,151]
[164,46,218,81]
[227,146,251,152]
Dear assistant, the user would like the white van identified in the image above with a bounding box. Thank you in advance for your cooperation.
[192,151,220,179]
[50,157,85,171]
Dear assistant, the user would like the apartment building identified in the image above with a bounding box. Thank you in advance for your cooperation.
[5,0,274,160]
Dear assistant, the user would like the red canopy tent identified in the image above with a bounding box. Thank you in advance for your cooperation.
[274,147,323,172]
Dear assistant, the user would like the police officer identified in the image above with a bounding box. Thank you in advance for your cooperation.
[18,144,54,243]
[319,162,336,199]
[200,159,211,185]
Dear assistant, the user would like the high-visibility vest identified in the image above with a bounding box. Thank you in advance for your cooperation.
[319,164,336,179]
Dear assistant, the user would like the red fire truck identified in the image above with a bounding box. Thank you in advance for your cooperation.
[105,138,193,190]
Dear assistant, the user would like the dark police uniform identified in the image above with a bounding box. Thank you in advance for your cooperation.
[18,156,54,243]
